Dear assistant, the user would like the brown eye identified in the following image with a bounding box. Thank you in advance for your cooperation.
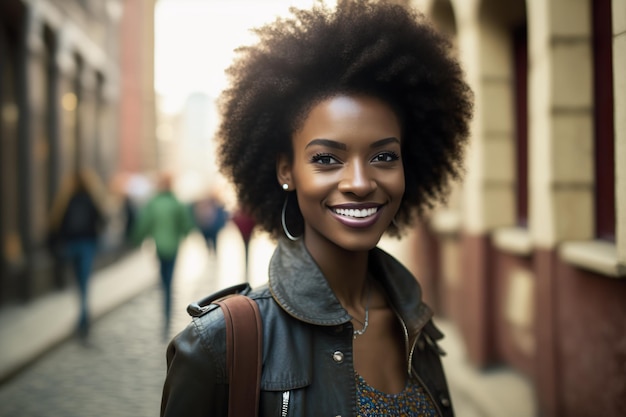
[372,152,399,163]
[311,153,339,165]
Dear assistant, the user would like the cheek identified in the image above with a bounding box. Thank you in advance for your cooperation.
[384,169,406,198]
[295,181,334,211]
[397,174,406,195]
[292,166,337,196]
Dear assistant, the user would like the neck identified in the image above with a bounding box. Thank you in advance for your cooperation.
[303,236,370,309]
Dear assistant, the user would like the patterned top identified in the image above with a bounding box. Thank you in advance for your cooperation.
[356,373,438,417]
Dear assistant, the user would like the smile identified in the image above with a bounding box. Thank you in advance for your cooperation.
[332,207,379,218]
[329,205,384,229]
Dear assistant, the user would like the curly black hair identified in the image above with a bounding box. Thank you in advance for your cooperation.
[217,0,473,240]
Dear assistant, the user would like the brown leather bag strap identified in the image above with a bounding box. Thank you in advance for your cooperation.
[216,295,263,417]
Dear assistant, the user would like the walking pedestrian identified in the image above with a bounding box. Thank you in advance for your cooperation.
[191,190,228,256]
[109,171,138,251]
[131,172,195,336]
[48,169,107,340]
[161,1,473,416]
[230,205,255,281]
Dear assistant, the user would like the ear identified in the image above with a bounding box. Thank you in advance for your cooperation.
[276,153,293,190]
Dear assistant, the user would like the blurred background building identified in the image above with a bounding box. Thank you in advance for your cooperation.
[0,0,157,303]
[404,0,625,416]
[0,0,624,416]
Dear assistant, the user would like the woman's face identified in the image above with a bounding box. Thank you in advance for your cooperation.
[279,94,405,253]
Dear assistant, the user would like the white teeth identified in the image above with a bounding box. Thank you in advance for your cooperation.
[333,207,378,218]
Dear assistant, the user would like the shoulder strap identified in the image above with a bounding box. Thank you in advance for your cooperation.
[216,295,263,417]
[187,283,251,317]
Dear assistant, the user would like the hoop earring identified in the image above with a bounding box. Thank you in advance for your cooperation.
[281,195,301,241]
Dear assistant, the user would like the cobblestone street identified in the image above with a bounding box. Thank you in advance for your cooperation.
[0,283,170,417]
[0,225,271,417]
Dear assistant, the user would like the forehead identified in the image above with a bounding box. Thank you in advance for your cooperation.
[293,94,401,146]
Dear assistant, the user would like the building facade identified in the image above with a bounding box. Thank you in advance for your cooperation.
[0,0,156,306]
[403,0,625,415]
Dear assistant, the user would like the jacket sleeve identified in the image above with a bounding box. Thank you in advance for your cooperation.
[160,318,228,417]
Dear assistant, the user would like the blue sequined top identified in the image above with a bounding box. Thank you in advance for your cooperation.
[356,373,438,417]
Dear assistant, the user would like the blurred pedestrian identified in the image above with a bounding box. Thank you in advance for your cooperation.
[131,172,195,336]
[230,206,255,281]
[48,168,107,340]
[109,171,138,250]
[191,190,228,256]
[161,1,472,416]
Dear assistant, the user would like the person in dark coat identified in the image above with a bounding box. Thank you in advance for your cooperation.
[49,169,106,339]
[192,191,228,256]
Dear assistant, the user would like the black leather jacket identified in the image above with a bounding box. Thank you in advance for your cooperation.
[161,239,454,417]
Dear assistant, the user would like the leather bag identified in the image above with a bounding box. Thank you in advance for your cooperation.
[216,295,263,417]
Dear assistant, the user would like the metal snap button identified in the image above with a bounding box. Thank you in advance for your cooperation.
[440,396,451,407]
[332,351,344,363]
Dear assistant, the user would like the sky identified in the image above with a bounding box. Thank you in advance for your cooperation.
[154,0,329,114]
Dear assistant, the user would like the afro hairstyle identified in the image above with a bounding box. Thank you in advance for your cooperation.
[216,0,473,240]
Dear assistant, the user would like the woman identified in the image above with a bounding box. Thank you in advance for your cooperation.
[161,1,472,416]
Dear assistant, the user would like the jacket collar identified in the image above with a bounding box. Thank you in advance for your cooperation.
[268,238,433,337]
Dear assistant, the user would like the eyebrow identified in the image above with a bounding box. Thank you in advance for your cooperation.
[371,137,401,148]
[305,137,400,150]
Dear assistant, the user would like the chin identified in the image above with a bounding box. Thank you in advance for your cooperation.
[333,233,384,253]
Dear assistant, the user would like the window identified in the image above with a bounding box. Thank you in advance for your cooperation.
[592,0,615,241]
[513,25,528,227]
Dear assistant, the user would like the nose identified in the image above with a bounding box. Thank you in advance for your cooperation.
[338,161,376,196]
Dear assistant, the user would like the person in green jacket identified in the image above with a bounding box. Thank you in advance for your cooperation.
[132,172,195,335]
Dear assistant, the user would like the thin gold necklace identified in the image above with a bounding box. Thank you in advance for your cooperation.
[352,281,371,339]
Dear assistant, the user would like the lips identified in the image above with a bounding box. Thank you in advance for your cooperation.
[329,204,383,228]
[332,207,379,218]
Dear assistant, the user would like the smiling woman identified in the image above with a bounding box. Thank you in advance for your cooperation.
[278,94,405,253]
[160,1,473,416]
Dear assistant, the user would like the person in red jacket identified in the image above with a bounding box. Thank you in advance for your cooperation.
[231,206,256,281]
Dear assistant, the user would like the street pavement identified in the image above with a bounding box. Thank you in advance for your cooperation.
[0,224,536,417]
